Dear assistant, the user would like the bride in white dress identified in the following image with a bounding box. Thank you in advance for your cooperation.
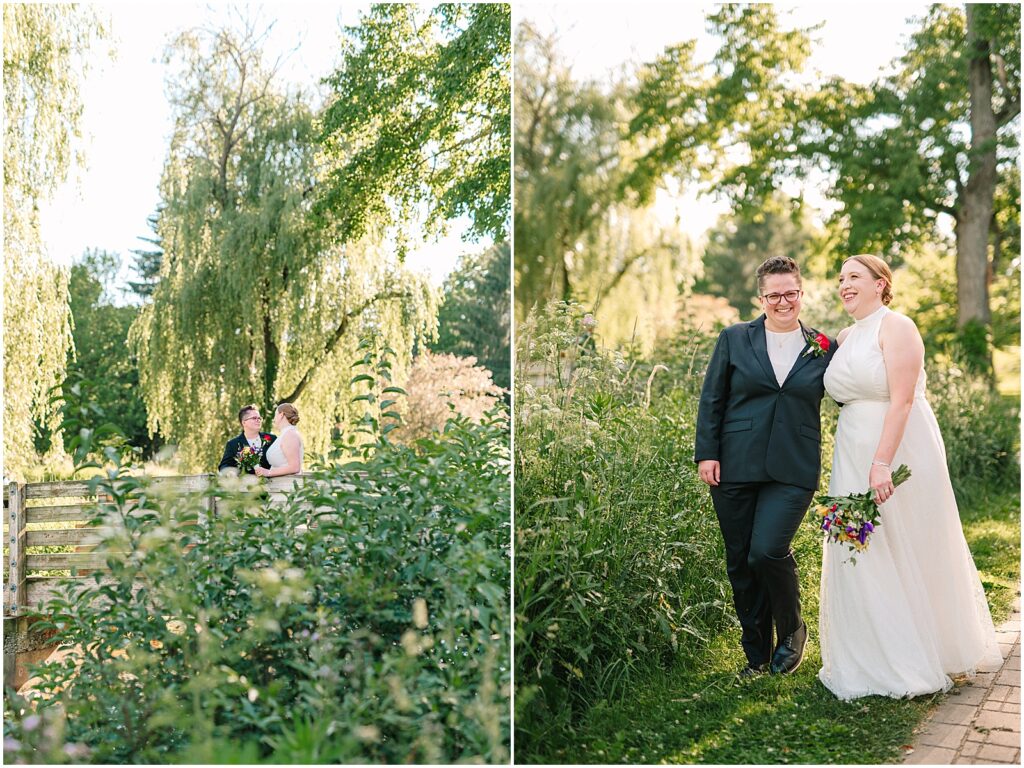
[818,254,1001,701]
[255,403,304,477]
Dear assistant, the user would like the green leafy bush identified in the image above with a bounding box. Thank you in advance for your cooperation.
[4,356,510,763]
[927,359,1020,503]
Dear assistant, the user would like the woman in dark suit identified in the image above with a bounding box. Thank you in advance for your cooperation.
[694,256,835,676]
[218,404,276,474]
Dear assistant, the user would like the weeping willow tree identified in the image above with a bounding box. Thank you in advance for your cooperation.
[131,22,438,470]
[514,22,700,350]
[3,5,107,480]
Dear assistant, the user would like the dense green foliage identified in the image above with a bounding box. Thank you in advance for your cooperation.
[60,251,152,454]
[514,301,1019,761]
[627,5,812,207]
[515,303,733,747]
[794,5,1020,259]
[3,5,107,480]
[131,23,441,469]
[316,4,511,247]
[432,242,511,391]
[4,368,510,763]
[927,362,1020,504]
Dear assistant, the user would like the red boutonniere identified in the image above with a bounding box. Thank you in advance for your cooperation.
[803,331,830,358]
[262,434,272,443]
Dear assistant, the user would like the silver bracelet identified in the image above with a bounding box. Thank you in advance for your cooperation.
[871,460,890,467]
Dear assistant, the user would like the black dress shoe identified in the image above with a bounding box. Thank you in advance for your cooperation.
[738,662,768,678]
[770,622,807,674]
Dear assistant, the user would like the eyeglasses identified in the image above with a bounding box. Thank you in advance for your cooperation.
[244,415,262,422]
[761,290,802,305]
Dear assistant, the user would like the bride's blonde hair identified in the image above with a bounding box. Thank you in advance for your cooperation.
[276,403,300,425]
[844,254,894,305]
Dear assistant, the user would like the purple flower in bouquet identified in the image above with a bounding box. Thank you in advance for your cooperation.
[858,522,873,544]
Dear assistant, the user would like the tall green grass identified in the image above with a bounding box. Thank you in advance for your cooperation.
[926,361,1020,505]
[515,304,733,749]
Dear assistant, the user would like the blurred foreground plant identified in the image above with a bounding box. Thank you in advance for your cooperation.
[4,344,510,764]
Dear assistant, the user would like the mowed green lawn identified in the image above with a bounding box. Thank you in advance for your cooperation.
[533,487,1019,765]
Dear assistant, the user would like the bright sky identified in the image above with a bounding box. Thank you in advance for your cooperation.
[38,2,485,299]
[520,2,925,240]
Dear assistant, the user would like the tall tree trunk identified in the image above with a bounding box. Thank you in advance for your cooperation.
[954,205,992,328]
[263,311,279,414]
[954,5,999,373]
[958,5,998,331]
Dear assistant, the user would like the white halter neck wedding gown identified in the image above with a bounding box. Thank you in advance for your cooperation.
[818,305,1001,700]
[265,425,304,473]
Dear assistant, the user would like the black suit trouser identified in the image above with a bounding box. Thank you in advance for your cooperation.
[710,480,814,666]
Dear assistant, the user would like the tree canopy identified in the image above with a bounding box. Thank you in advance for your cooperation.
[432,242,511,391]
[315,4,511,251]
[791,4,1020,364]
[514,22,700,348]
[3,5,107,480]
[64,251,153,455]
[625,4,1020,365]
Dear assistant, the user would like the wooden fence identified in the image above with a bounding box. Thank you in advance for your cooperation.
[3,474,308,620]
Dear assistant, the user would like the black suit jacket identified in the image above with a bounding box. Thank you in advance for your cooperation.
[218,432,277,473]
[694,315,835,491]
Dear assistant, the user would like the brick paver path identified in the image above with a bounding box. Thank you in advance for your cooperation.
[904,598,1021,765]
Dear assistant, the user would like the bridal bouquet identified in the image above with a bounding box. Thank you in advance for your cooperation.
[235,445,262,473]
[812,464,912,562]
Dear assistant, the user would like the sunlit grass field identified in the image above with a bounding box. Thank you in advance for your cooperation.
[994,346,1021,398]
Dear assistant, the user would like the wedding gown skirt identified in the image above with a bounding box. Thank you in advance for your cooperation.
[818,306,1001,701]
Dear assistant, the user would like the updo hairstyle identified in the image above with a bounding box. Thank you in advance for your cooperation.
[276,402,300,425]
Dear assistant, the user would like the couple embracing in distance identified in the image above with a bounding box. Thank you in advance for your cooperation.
[218,403,305,478]
[695,255,1000,700]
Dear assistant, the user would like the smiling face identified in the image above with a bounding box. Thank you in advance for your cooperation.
[838,259,886,319]
[758,273,803,331]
